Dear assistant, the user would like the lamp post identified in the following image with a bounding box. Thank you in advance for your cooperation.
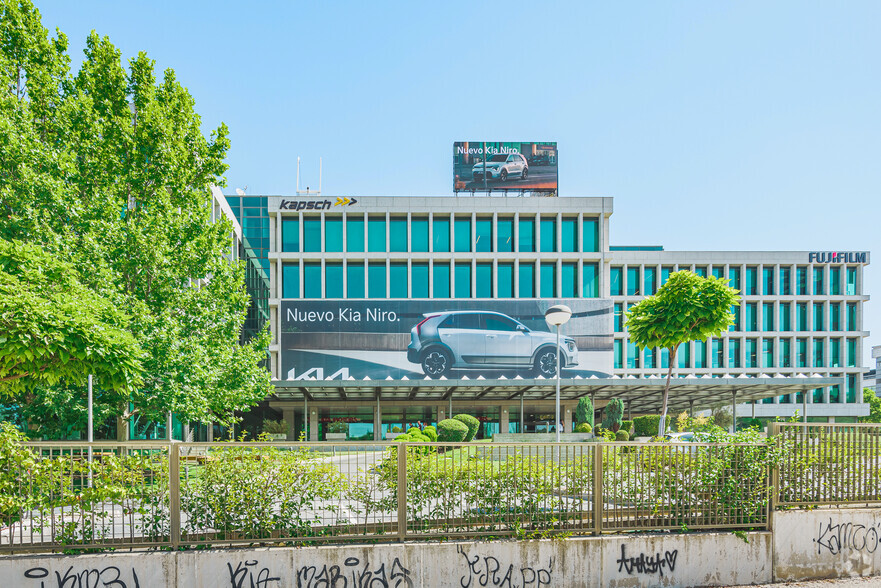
[544,304,572,443]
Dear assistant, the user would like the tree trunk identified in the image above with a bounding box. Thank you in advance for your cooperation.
[658,345,679,437]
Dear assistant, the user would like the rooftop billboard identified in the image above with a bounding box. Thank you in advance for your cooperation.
[279,299,611,382]
[454,141,558,194]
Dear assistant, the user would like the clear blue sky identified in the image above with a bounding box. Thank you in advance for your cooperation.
[37,1,879,364]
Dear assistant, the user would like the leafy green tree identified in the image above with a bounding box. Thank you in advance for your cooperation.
[0,0,270,435]
[861,388,881,423]
[574,396,594,430]
[601,398,624,433]
[626,271,740,436]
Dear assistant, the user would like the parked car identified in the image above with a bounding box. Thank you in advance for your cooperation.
[471,153,529,182]
[406,310,578,378]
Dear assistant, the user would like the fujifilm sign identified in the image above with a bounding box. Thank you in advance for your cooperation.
[808,251,868,263]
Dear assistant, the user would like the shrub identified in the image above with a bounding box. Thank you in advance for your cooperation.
[621,420,633,434]
[574,423,592,434]
[407,427,421,435]
[437,419,468,442]
[422,426,438,442]
[391,426,402,433]
[602,398,624,432]
[261,419,287,435]
[575,397,594,429]
[394,433,412,442]
[327,421,348,434]
[453,414,480,442]
[615,430,630,442]
[633,415,663,437]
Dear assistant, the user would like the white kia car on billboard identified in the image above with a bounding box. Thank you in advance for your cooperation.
[471,153,529,182]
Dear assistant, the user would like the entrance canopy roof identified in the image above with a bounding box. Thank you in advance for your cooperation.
[271,374,840,413]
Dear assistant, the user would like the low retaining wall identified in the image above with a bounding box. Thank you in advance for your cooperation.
[0,532,770,588]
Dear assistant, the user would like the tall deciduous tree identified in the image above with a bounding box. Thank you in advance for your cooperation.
[0,0,270,435]
[626,271,740,437]
[861,388,881,424]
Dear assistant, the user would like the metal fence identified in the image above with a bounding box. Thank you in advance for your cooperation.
[770,422,881,508]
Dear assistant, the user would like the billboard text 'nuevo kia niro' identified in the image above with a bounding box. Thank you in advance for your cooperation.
[407,311,578,378]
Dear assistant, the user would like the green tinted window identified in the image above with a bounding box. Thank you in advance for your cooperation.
[762,339,774,368]
[518,218,535,252]
[368,217,386,252]
[304,263,321,298]
[829,267,841,295]
[304,218,321,252]
[325,263,343,298]
[497,263,514,298]
[813,339,824,367]
[662,266,674,285]
[540,218,556,252]
[390,217,408,252]
[846,267,857,295]
[583,218,599,252]
[796,303,808,331]
[762,303,774,331]
[347,263,364,298]
[325,218,343,252]
[411,218,429,252]
[412,263,429,298]
[282,263,299,298]
[796,267,808,295]
[694,266,707,278]
[368,263,386,298]
[454,218,471,252]
[779,267,791,295]
[712,339,723,368]
[455,263,471,298]
[614,339,623,369]
[847,338,857,367]
[390,263,408,298]
[614,303,623,332]
[644,267,657,295]
[729,339,741,368]
[282,219,299,252]
[729,267,741,291]
[813,268,824,295]
[497,218,514,252]
[678,343,691,368]
[779,338,791,367]
[540,263,556,298]
[476,263,492,298]
[519,263,534,297]
[561,218,576,252]
[745,266,758,295]
[813,303,824,331]
[346,216,364,252]
[779,303,791,331]
[583,263,598,298]
[745,303,757,331]
[730,305,740,331]
[712,266,724,279]
[627,341,640,368]
[626,267,640,296]
[762,267,774,295]
[644,348,656,369]
[561,263,576,297]
[433,263,450,298]
[745,338,757,368]
[432,218,450,252]
[830,303,840,331]
[475,219,492,253]
[695,341,707,368]
[796,338,807,367]
[829,338,841,367]
[846,303,857,330]
[610,267,623,296]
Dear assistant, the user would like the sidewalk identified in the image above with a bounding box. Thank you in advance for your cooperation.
[727,576,881,587]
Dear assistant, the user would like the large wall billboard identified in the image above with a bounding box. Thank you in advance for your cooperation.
[454,142,558,193]
[280,299,612,382]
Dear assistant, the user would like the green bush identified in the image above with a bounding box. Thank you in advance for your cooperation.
[453,414,480,442]
[615,430,630,442]
[574,423,592,433]
[575,397,594,429]
[633,415,662,437]
[327,421,348,434]
[407,427,421,435]
[422,426,438,442]
[391,425,402,433]
[437,419,468,442]
[602,398,624,432]
[261,419,287,435]
[621,420,633,434]
[393,433,412,442]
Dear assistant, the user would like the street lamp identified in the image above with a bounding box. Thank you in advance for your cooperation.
[544,304,572,443]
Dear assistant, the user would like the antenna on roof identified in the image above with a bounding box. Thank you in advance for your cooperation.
[296,157,322,195]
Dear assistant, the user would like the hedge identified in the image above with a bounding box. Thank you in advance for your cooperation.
[437,419,468,442]
[633,415,663,437]
[422,426,438,442]
[453,414,480,442]
[615,430,630,442]
[574,423,592,433]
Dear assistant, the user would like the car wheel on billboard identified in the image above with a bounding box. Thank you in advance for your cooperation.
[500,169,508,181]
[521,167,528,180]
[534,348,558,377]
[422,348,452,378]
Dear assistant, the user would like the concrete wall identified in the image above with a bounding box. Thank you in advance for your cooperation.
[774,508,881,581]
[0,532,770,588]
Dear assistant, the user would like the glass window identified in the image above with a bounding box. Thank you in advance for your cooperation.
[644,348,656,369]
[325,217,343,252]
[497,217,514,252]
[561,218,577,252]
[694,266,707,278]
[433,217,450,252]
[678,343,691,368]
[745,266,758,295]
[711,339,723,368]
[476,263,492,298]
[829,338,841,368]
[304,262,321,298]
[518,217,535,252]
[497,263,514,298]
[540,217,556,252]
[846,267,857,295]
[712,266,724,279]
[745,302,758,331]
[730,305,741,331]
[644,267,657,296]
[746,339,758,368]
[583,218,599,252]
[846,303,857,330]
[346,216,364,252]
[389,217,408,252]
[812,267,824,295]
[813,339,824,367]
[454,218,471,252]
[412,263,429,298]
[729,267,741,291]
[282,263,299,298]
[779,338,791,368]
[614,339,623,369]
[660,348,670,369]
[540,263,556,298]
[455,263,471,298]
[847,338,857,367]
[626,267,640,296]
[325,262,343,298]
[368,216,386,252]
[485,314,518,332]
[813,388,824,404]
[796,267,808,295]
[796,338,807,367]
[614,303,624,332]
[813,303,824,331]
[390,263,408,298]
[411,217,429,252]
[796,303,808,331]
[762,267,774,295]
[695,341,707,368]
[368,263,386,298]
[847,375,857,403]
[347,263,364,298]
[475,218,492,253]
[662,266,674,286]
[779,303,791,331]
[829,303,840,331]
[829,384,841,404]
[519,263,534,297]
[561,263,576,298]
[627,341,640,369]
[304,217,321,252]
[762,303,774,331]
[583,263,599,298]
[282,218,299,252]
[610,267,623,296]
[829,267,841,295]
[762,339,774,368]
[779,266,791,295]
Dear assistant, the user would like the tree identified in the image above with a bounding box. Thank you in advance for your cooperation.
[601,398,624,433]
[0,0,270,434]
[861,388,881,423]
[574,396,594,430]
[626,271,740,437]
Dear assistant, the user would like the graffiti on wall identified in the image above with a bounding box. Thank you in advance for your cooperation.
[615,544,679,577]
[456,545,553,587]
[814,518,881,555]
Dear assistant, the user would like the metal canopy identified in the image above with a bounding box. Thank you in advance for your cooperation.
[270,375,841,413]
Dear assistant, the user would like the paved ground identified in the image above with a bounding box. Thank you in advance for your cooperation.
[726,576,881,587]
